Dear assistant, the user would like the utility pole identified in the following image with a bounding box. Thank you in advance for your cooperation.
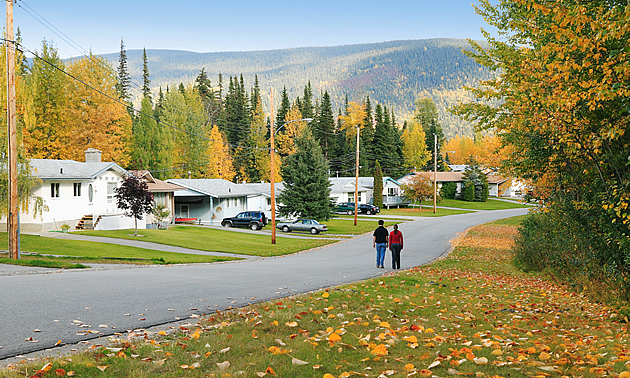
[354,125,359,226]
[433,133,437,214]
[6,0,19,259]
[269,86,277,244]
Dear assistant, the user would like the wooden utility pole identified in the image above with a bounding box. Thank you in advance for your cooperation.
[269,86,277,244]
[433,133,437,214]
[354,125,359,226]
[6,0,19,259]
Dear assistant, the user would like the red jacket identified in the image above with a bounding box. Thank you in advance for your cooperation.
[389,230,403,248]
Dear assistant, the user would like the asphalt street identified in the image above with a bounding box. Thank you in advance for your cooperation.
[0,208,528,361]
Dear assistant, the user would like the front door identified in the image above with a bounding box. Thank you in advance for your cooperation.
[106,182,117,213]
[180,205,189,218]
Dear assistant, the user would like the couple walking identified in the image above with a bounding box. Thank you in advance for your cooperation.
[372,220,403,269]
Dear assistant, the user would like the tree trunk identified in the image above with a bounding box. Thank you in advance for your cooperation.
[134,216,138,236]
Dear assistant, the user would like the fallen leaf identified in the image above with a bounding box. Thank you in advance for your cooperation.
[419,369,433,377]
[265,367,276,375]
[428,360,441,369]
[286,321,298,327]
[473,357,488,365]
[96,365,108,372]
[292,357,309,365]
[216,361,230,369]
[220,347,230,353]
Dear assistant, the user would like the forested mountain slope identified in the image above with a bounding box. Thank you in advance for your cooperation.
[100,39,491,137]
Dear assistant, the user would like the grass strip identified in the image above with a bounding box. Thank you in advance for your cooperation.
[0,255,88,269]
[380,207,473,217]
[432,198,532,210]
[84,226,334,257]
[5,217,628,378]
[0,234,238,265]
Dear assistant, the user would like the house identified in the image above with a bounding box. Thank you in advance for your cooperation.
[129,170,184,228]
[399,171,466,196]
[328,177,407,208]
[487,175,510,197]
[11,148,143,232]
[166,179,269,225]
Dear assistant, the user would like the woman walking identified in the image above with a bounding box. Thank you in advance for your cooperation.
[389,224,403,269]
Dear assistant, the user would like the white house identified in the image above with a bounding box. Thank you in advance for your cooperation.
[328,177,407,208]
[11,148,144,232]
[166,179,270,225]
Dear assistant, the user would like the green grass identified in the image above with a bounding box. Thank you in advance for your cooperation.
[0,254,89,269]
[379,207,473,217]
[0,233,237,265]
[83,226,333,257]
[6,216,628,377]
[434,198,531,210]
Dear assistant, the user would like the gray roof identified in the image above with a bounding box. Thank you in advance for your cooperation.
[30,159,127,180]
[241,182,285,197]
[329,177,371,193]
[167,179,264,198]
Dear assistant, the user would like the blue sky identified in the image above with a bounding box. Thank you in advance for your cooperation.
[10,0,496,58]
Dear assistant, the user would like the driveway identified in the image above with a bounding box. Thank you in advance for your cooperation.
[0,208,528,361]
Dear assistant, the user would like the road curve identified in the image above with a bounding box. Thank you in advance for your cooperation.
[0,208,528,360]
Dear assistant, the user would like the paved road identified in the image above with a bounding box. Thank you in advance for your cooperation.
[0,208,528,361]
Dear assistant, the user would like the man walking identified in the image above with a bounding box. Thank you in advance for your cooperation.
[373,219,388,268]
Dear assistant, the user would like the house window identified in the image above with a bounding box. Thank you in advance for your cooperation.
[51,183,60,198]
[266,198,271,206]
[180,205,189,217]
[388,187,397,196]
[154,192,166,207]
[348,193,362,203]
[88,184,93,203]
[74,183,81,197]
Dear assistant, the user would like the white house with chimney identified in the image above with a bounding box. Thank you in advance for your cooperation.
[7,148,144,232]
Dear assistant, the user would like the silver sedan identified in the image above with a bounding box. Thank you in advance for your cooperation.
[276,219,328,234]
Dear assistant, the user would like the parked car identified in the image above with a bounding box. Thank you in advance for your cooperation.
[334,202,380,215]
[276,219,328,234]
[221,211,268,230]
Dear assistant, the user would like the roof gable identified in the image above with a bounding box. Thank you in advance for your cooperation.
[31,159,127,180]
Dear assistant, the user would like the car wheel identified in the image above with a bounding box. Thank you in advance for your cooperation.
[223,221,232,228]
[310,228,319,235]
[282,225,290,232]
[366,210,372,215]
[347,210,353,215]
[250,223,259,231]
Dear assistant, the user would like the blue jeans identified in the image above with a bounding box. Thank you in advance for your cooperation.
[375,242,387,267]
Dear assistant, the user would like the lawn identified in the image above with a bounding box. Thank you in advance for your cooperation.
[379,207,472,217]
[434,198,532,210]
[0,233,236,265]
[6,216,628,377]
[84,226,334,257]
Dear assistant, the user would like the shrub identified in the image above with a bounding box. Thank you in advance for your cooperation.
[461,181,475,202]
[440,182,457,199]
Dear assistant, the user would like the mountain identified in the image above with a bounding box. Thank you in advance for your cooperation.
[99,39,492,138]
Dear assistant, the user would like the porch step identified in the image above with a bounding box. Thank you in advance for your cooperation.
[75,215,102,230]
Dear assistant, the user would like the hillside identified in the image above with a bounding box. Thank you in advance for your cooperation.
[99,39,492,138]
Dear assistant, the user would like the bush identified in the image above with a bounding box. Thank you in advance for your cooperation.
[440,182,457,199]
[513,201,630,302]
[460,181,475,202]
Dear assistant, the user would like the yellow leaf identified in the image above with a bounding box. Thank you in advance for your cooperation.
[403,335,418,343]
[265,367,276,375]
[405,363,415,372]
[379,322,391,328]
[322,292,329,298]
[286,321,298,327]
[41,363,53,372]
[158,331,167,336]
[96,365,109,372]
[191,332,200,340]
[323,374,335,378]
[328,333,342,343]
[371,344,388,356]
[271,321,278,326]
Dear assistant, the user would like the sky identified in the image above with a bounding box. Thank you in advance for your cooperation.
[8,0,496,59]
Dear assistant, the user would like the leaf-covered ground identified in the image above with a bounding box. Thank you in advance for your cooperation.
[3,219,629,378]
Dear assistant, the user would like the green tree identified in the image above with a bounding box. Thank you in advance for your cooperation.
[116,38,131,103]
[278,128,334,220]
[313,90,335,159]
[275,86,291,130]
[373,160,384,208]
[300,81,314,120]
[141,48,151,100]
[414,97,446,171]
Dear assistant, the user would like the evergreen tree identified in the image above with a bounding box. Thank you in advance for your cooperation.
[141,48,151,100]
[154,87,165,122]
[313,90,335,159]
[300,81,314,120]
[373,160,384,208]
[278,127,334,220]
[360,95,374,175]
[131,96,170,176]
[414,97,446,171]
[116,38,131,103]
[275,86,291,128]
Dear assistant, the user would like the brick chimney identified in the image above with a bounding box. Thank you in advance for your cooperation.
[85,148,102,163]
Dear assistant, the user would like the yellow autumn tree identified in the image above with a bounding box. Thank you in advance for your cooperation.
[275,105,306,156]
[339,101,366,140]
[401,120,430,171]
[65,54,132,165]
[207,125,236,181]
